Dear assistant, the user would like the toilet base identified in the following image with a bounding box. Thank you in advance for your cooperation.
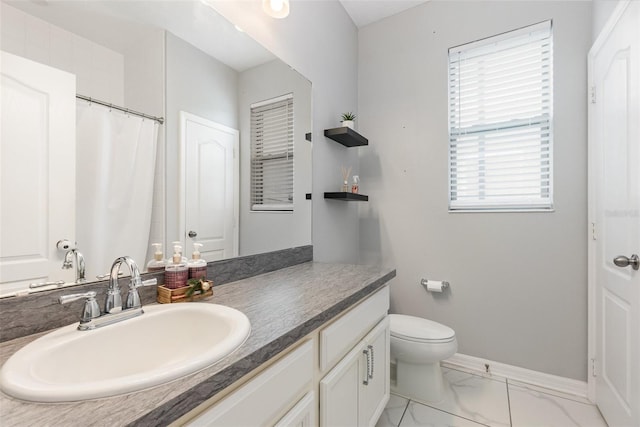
[395,360,446,403]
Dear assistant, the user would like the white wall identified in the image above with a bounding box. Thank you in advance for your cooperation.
[0,3,124,105]
[358,1,592,380]
[211,0,360,263]
[164,32,240,250]
[238,59,313,256]
[592,0,622,42]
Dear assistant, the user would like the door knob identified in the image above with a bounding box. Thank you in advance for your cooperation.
[613,254,639,270]
[188,230,197,238]
[56,239,76,251]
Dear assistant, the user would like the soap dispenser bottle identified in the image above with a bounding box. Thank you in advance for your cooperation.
[146,243,167,272]
[165,244,188,289]
[188,243,207,280]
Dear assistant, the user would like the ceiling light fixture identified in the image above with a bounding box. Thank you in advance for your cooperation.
[262,0,290,18]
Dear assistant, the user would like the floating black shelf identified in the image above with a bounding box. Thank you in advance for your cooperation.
[324,127,368,147]
[324,192,369,201]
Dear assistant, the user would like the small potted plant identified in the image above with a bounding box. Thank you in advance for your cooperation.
[341,112,356,129]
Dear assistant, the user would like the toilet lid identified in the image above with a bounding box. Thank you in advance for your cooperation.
[389,314,455,342]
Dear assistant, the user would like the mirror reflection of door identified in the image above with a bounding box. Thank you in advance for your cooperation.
[0,51,76,296]
[180,112,239,262]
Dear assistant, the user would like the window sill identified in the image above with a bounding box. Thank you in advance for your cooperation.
[448,208,555,213]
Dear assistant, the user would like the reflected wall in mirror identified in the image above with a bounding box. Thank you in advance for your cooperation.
[0,0,312,297]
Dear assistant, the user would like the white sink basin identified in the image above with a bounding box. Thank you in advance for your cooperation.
[0,303,250,402]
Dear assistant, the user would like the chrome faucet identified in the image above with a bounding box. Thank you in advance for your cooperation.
[62,249,86,283]
[105,256,134,313]
[59,256,156,331]
[107,256,147,312]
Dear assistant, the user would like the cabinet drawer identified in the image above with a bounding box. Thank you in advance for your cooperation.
[188,340,313,426]
[320,286,389,372]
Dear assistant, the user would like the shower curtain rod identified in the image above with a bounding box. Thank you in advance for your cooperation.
[76,94,164,125]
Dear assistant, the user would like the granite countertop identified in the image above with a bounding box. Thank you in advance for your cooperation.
[0,262,395,426]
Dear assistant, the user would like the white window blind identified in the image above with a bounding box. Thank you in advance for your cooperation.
[448,21,553,211]
[251,94,294,211]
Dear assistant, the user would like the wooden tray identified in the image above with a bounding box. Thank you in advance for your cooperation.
[157,283,213,304]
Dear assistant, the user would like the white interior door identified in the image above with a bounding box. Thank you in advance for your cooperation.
[589,2,640,426]
[0,51,76,295]
[180,112,238,262]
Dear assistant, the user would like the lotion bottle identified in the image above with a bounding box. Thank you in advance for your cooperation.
[188,243,207,280]
[146,243,167,272]
[164,244,188,289]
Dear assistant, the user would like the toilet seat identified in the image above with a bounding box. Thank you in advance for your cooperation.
[390,314,456,344]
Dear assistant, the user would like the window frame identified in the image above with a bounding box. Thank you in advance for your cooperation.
[447,20,554,213]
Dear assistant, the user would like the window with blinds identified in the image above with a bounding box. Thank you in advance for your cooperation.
[251,94,294,211]
[448,21,553,211]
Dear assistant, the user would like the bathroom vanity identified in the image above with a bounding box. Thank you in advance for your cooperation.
[0,262,395,426]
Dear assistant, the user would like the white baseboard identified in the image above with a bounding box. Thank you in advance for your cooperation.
[443,353,588,399]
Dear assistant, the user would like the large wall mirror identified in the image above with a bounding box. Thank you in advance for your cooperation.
[0,0,312,298]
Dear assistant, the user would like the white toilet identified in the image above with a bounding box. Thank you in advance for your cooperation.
[389,314,457,403]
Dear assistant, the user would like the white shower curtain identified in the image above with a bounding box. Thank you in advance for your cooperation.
[76,101,158,279]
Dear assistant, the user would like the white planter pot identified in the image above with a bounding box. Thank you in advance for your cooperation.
[341,120,354,130]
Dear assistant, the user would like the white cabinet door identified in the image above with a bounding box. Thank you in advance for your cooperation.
[319,341,362,427]
[274,391,315,427]
[360,317,390,427]
[320,316,390,427]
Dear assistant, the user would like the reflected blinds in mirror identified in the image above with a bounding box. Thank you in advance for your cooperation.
[250,94,294,211]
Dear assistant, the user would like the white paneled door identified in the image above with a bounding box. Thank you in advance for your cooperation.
[0,51,76,295]
[180,112,238,262]
[589,2,640,426]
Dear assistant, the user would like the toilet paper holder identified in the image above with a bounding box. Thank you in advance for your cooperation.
[420,278,450,292]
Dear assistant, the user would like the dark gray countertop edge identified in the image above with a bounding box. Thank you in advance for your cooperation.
[128,268,396,426]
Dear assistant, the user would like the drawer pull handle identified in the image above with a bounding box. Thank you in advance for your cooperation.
[362,348,370,385]
[368,345,374,380]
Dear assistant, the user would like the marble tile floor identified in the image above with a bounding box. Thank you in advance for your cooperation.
[377,367,608,427]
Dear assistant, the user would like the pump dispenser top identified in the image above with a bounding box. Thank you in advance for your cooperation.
[188,242,207,279]
[171,240,188,263]
[192,243,203,259]
[172,245,184,263]
[146,243,166,272]
[153,243,163,260]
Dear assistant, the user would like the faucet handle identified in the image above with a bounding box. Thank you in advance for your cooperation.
[137,278,158,288]
[59,290,96,304]
[96,271,124,281]
[59,291,101,323]
[125,278,157,310]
